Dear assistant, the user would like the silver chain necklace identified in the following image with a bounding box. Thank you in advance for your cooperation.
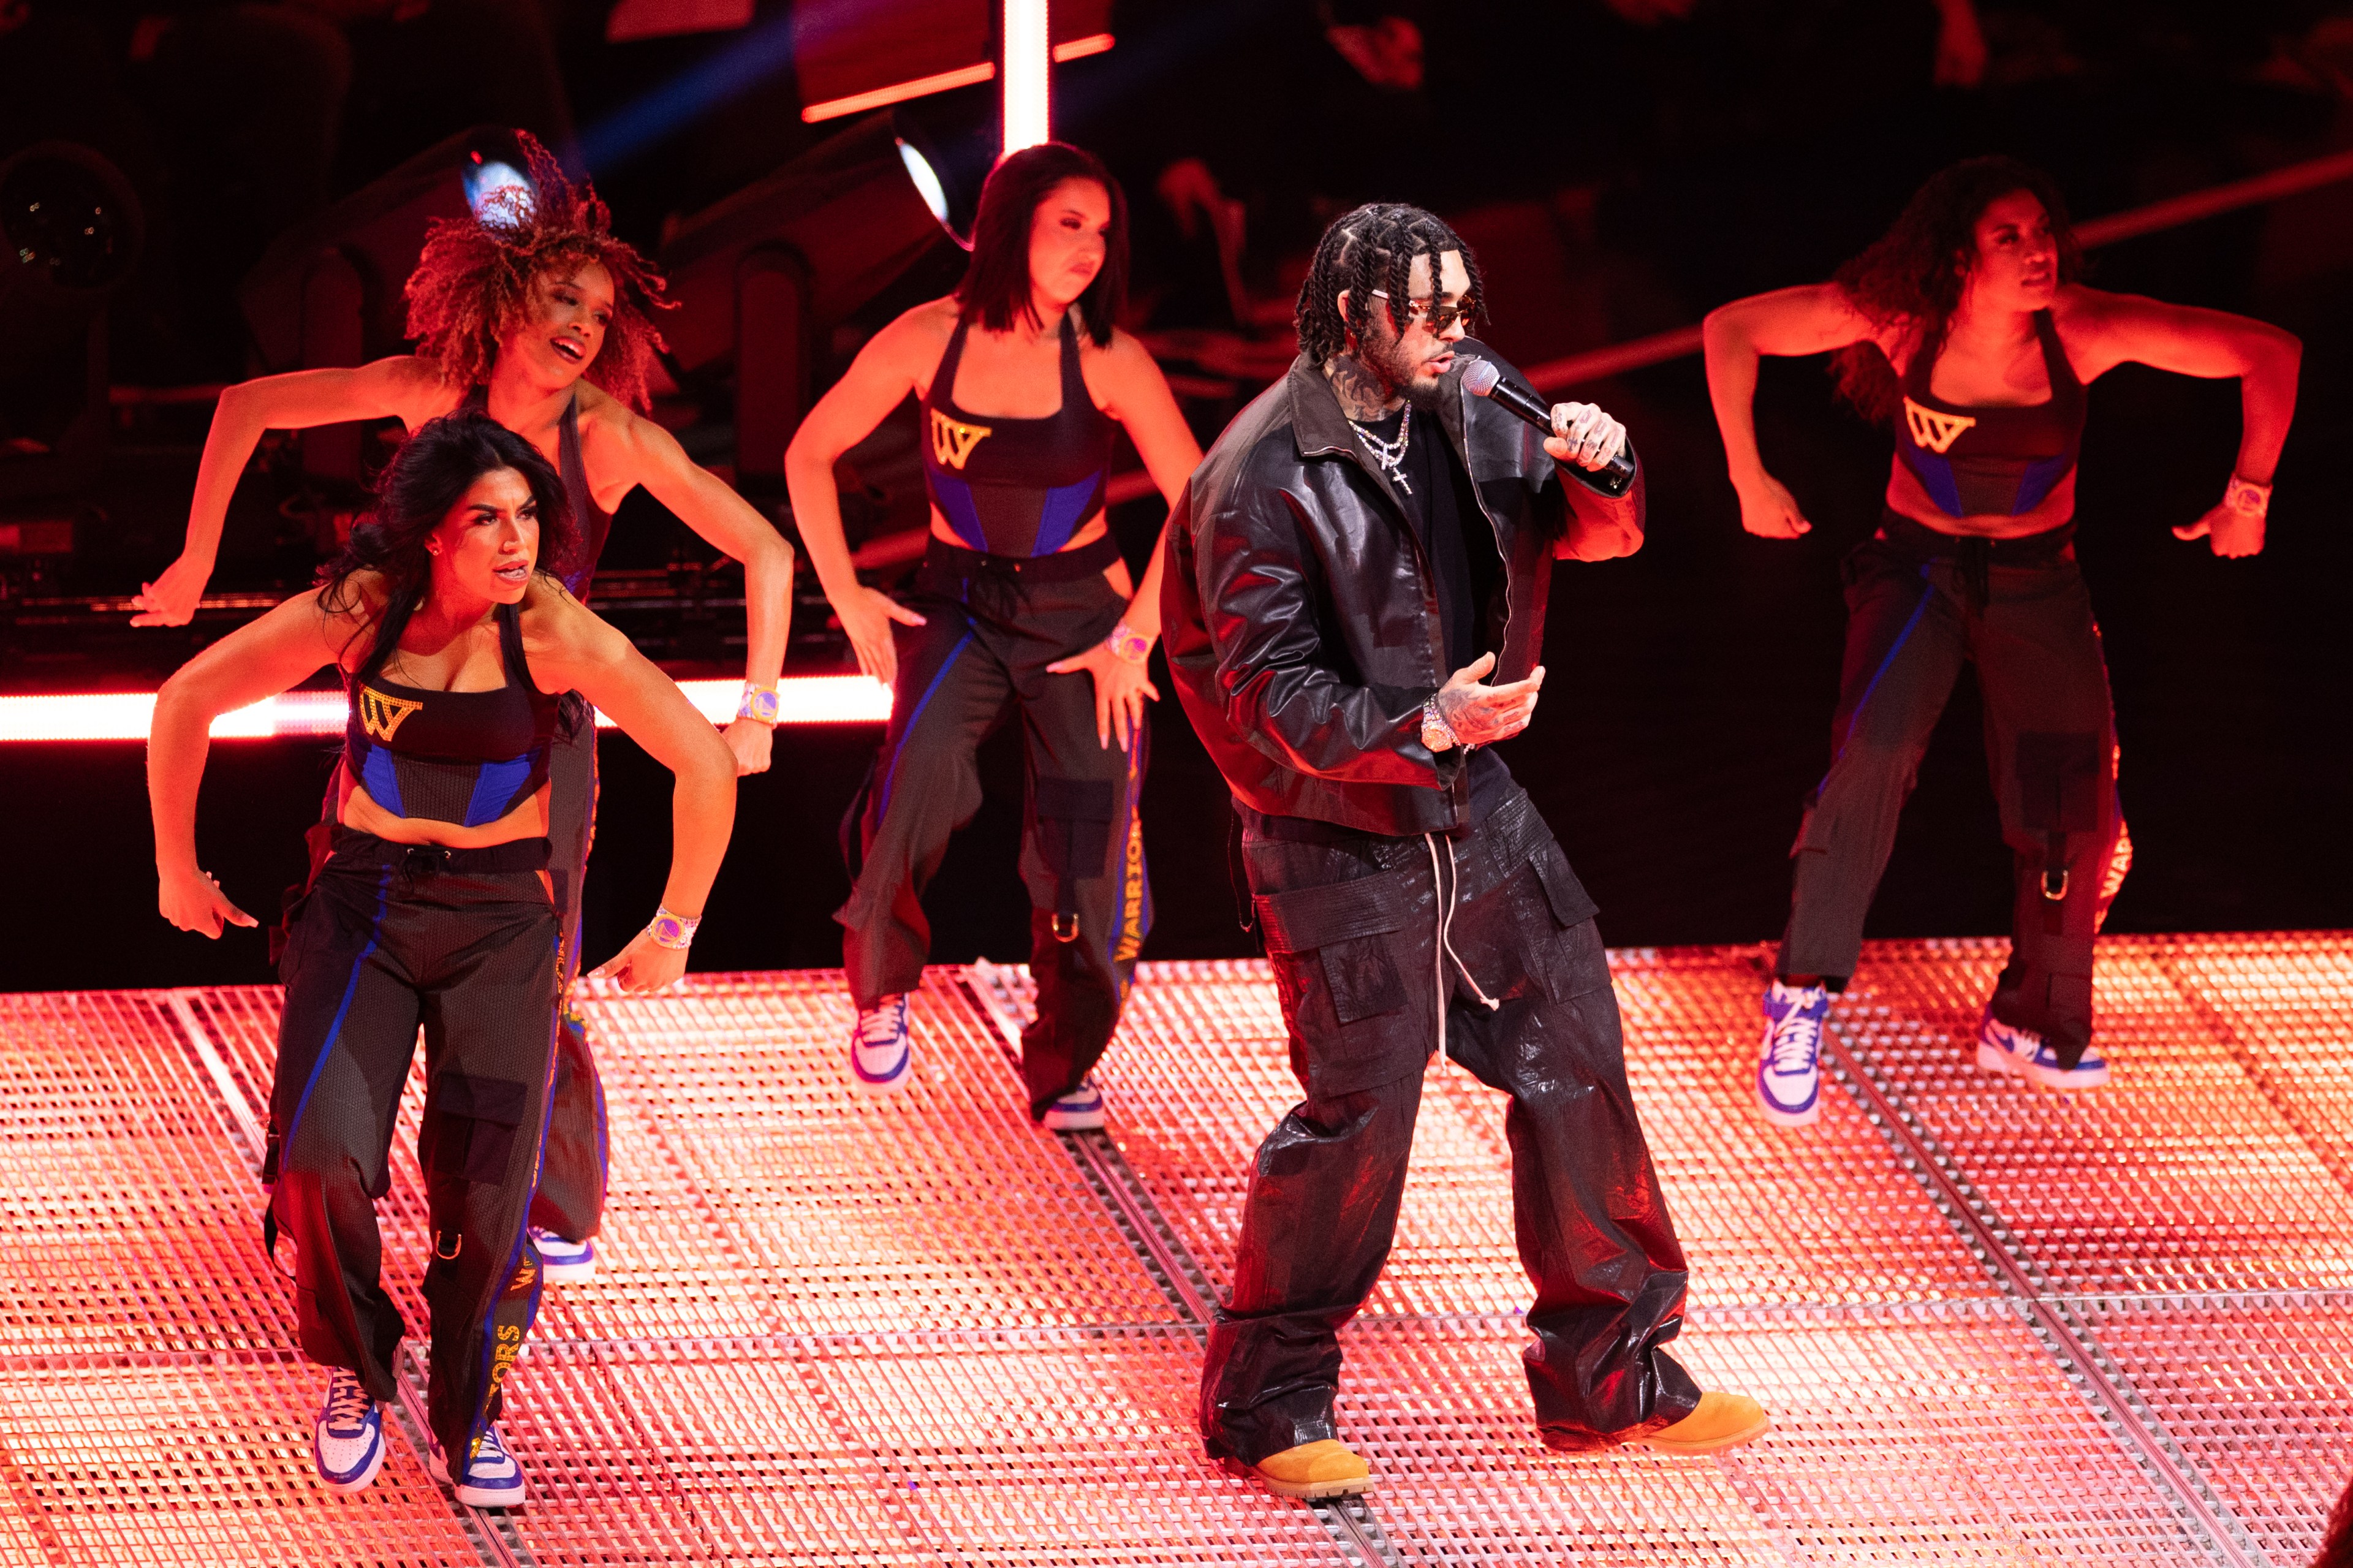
[1349,402,1412,494]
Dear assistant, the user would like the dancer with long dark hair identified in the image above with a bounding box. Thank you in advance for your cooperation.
[1703,156,2299,1124]
[132,133,794,1277]
[148,412,736,1507]
[785,142,1201,1124]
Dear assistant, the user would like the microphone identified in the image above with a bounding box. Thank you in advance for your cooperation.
[1459,356,1637,497]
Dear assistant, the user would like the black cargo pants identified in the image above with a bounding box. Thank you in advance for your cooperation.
[527,711,607,1243]
[266,830,562,1470]
[1778,517,2130,1066]
[838,535,1153,1117]
[311,705,607,1248]
[1200,782,1700,1463]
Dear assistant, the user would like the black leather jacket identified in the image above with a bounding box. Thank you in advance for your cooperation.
[1163,343,1646,836]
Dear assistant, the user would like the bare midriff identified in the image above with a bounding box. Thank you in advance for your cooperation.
[1884,457,2075,540]
[925,506,1133,597]
[339,776,553,847]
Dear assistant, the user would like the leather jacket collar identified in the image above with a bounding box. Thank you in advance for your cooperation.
[1164,339,1645,838]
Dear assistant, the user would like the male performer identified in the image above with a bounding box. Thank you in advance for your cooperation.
[1164,203,1768,1499]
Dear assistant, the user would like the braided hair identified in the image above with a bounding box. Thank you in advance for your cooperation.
[404,132,675,411]
[1295,203,1485,366]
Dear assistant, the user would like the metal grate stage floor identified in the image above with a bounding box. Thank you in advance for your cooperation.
[1,935,2348,1566]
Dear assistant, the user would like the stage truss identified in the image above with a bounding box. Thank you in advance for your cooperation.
[0,934,2346,1565]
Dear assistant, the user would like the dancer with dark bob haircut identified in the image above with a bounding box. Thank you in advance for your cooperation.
[1704,156,2300,1125]
[786,142,1201,1124]
[147,412,737,1509]
[134,132,796,1286]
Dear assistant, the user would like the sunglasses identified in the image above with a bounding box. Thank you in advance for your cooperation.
[1369,288,1478,333]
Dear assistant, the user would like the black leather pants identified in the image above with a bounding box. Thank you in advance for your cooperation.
[1199,783,1700,1463]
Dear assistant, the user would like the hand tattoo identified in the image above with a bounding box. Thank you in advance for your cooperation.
[1433,681,1534,747]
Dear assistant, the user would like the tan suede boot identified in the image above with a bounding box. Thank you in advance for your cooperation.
[1253,1438,1374,1499]
[1634,1390,1771,1454]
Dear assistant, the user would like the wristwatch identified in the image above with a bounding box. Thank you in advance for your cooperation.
[1420,697,1457,754]
[1105,622,1153,665]
[647,906,702,950]
[2224,475,2272,519]
[736,683,782,725]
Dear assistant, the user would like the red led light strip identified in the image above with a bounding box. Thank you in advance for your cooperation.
[0,676,890,742]
[800,32,1112,123]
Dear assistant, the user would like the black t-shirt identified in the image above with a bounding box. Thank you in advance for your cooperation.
[1354,404,1512,812]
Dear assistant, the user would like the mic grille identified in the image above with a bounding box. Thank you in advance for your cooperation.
[1459,357,1501,396]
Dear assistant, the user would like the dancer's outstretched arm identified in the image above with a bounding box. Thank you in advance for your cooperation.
[526,585,738,993]
[587,405,795,773]
[135,358,448,627]
[2058,288,2300,557]
[1702,284,1884,539]
[149,583,372,934]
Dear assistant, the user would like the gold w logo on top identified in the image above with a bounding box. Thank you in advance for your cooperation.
[1903,397,1977,455]
[357,686,423,742]
[928,407,993,470]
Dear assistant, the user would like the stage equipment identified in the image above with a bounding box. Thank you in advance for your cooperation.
[0,142,143,504]
[659,110,967,493]
[0,675,889,743]
[1001,0,1051,151]
[1460,355,1635,496]
[238,126,535,483]
[793,0,1111,124]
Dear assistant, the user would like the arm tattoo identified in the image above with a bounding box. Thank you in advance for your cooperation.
[1323,353,1403,422]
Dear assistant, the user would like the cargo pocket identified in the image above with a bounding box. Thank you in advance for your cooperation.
[1530,841,1597,930]
[425,1073,531,1184]
[1528,844,1605,1001]
[1255,871,1412,1024]
[2017,731,2102,907]
[1034,776,1116,942]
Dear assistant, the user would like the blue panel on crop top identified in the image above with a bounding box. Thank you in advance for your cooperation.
[920,311,1118,557]
[1894,309,2086,518]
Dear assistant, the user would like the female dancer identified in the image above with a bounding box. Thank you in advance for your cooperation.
[1703,155,2298,1125]
[784,142,1201,1124]
[132,134,792,1276]
[149,412,736,1506]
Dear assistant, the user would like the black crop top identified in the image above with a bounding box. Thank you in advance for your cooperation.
[922,312,1118,557]
[1895,310,2086,518]
[344,597,561,827]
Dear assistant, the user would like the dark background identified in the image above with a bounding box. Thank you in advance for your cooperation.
[3,0,2349,991]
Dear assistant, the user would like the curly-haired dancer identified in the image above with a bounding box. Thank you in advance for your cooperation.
[133,134,795,1276]
[786,143,1200,1123]
[1704,157,2299,1123]
[1167,202,1766,1499]
[148,412,735,1507]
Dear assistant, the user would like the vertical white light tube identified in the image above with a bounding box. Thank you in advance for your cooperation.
[1001,0,1051,153]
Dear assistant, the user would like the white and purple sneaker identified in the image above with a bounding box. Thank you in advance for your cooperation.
[1757,980,1830,1127]
[528,1227,596,1283]
[312,1368,385,1494]
[1041,1076,1106,1131]
[428,1423,526,1509]
[1979,1011,2110,1089]
[851,994,912,1091]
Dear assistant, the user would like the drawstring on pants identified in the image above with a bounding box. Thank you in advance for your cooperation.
[1426,832,1501,1064]
[1955,536,1992,616]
